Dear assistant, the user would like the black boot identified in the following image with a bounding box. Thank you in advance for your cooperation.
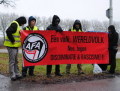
[46,65,52,78]
[29,66,35,76]
[66,64,71,75]
[22,67,28,77]
[55,65,62,76]
[55,73,62,76]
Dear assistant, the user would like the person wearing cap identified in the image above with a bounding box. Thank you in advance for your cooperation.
[22,16,39,77]
[4,16,26,81]
[46,15,63,78]
[66,20,84,75]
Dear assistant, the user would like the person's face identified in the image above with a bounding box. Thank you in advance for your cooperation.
[55,19,59,25]
[75,24,80,29]
[30,20,36,27]
[20,24,24,26]
[108,28,111,33]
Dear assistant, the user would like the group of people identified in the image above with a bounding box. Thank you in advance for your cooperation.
[3,15,119,81]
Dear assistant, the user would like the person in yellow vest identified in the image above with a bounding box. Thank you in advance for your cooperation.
[66,20,84,75]
[22,16,39,77]
[4,16,26,81]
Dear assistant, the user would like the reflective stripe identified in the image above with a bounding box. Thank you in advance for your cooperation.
[5,39,20,42]
[13,35,20,38]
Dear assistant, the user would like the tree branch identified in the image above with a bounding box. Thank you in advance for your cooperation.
[0,0,16,7]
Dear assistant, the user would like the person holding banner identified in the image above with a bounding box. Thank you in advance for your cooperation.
[66,20,84,75]
[46,15,63,78]
[4,16,26,81]
[99,25,119,75]
[107,25,119,74]
[22,16,39,77]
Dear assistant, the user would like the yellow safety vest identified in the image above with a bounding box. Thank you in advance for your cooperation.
[4,21,21,47]
[25,26,38,31]
[71,28,82,32]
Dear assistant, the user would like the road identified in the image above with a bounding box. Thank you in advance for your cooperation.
[0,74,120,91]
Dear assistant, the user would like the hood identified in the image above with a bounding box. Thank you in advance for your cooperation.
[73,20,82,31]
[52,15,60,26]
[108,25,116,33]
[16,16,26,26]
[28,16,36,26]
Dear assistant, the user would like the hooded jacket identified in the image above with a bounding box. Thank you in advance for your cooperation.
[69,20,82,31]
[46,15,63,32]
[6,16,26,44]
[23,16,38,30]
[108,25,119,50]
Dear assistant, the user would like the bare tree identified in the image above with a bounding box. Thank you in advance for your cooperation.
[102,21,109,32]
[40,16,52,30]
[91,20,106,32]
[81,20,91,31]
[35,16,42,29]
[60,19,74,31]
[0,13,18,41]
[0,0,16,7]
[0,13,18,31]
[113,22,120,33]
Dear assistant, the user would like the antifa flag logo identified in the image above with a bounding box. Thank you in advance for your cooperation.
[23,33,48,63]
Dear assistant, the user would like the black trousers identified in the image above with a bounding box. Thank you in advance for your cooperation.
[98,49,117,74]
[109,49,118,74]
[22,66,35,75]
[46,65,60,75]
[98,64,107,71]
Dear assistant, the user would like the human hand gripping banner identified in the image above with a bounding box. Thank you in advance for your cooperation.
[20,30,109,67]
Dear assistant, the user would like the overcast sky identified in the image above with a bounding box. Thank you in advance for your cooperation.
[0,0,120,21]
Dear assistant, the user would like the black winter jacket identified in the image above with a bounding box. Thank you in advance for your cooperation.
[109,31,119,50]
[46,15,63,32]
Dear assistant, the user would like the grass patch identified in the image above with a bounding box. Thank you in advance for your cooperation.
[0,53,120,76]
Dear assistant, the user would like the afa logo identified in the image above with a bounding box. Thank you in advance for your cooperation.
[22,33,48,63]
